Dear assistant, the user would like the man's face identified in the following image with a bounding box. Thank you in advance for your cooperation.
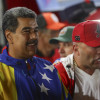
[8,17,38,59]
[58,42,73,57]
[78,43,100,69]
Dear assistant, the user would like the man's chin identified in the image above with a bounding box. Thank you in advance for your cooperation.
[60,54,66,58]
[26,51,35,58]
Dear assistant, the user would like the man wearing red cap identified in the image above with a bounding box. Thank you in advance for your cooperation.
[54,20,100,100]
[35,12,66,63]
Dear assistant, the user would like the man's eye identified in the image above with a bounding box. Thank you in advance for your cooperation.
[34,29,38,33]
[23,31,30,33]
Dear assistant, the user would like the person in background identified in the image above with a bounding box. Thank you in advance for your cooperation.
[35,12,66,63]
[54,20,100,100]
[49,26,74,65]
[50,26,74,57]
[0,7,71,100]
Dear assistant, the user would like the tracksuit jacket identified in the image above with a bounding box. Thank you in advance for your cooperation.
[54,54,75,96]
[0,46,72,100]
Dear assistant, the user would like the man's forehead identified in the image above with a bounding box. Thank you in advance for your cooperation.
[17,17,37,24]
[17,18,38,28]
[22,26,39,30]
[48,29,60,34]
[17,17,35,20]
[59,41,72,44]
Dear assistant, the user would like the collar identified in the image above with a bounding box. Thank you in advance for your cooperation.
[0,45,36,72]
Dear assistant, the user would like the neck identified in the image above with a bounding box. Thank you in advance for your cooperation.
[8,45,25,59]
[74,56,95,75]
[37,40,54,57]
[8,45,16,58]
[37,47,54,57]
[82,68,95,75]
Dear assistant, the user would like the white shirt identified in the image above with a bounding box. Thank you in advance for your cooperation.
[60,54,100,100]
[73,66,100,100]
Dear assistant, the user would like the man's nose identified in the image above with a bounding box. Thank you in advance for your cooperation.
[59,46,64,53]
[30,32,38,39]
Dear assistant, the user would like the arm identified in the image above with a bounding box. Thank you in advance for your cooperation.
[55,62,74,97]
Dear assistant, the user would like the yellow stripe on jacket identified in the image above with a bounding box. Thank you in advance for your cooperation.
[57,72,69,100]
[0,62,17,100]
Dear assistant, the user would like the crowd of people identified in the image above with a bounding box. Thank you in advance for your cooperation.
[0,6,100,100]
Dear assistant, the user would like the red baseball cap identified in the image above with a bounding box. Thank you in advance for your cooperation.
[72,20,100,47]
[37,12,66,30]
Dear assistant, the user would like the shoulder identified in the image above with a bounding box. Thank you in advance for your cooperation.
[53,58,61,66]
[54,54,75,78]
[0,53,6,63]
[54,54,73,69]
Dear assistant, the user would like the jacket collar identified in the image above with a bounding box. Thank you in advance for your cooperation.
[0,45,36,72]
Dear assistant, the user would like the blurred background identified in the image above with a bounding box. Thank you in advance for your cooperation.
[0,0,100,53]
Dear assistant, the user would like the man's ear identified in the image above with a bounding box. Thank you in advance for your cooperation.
[73,43,80,56]
[5,30,13,44]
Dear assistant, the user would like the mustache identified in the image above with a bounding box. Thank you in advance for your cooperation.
[26,39,38,46]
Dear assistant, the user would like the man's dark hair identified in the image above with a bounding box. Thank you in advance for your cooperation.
[37,14,47,30]
[2,7,37,34]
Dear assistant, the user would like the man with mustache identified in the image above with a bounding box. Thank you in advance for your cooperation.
[54,20,100,100]
[0,7,71,100]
